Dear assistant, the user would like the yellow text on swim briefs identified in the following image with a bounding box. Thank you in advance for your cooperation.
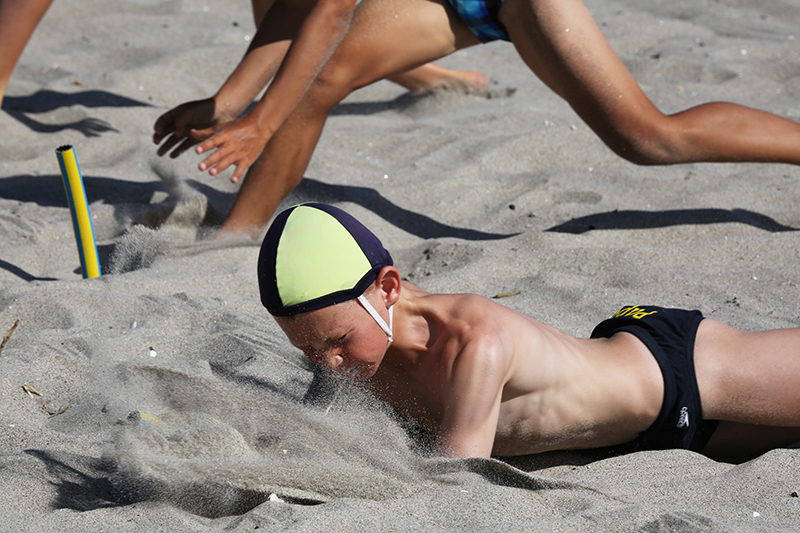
[612,306,659,320]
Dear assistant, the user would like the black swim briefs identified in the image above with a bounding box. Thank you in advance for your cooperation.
[590,305,718,453]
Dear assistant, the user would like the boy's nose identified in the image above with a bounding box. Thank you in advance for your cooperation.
[308,348,343,370]
[322,351,343,370]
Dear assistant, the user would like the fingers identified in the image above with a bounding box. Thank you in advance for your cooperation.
[153,98,218,153]
[152,108,180,144]
[205,151,240,177]
[170,137,200,159]
[196,139,229,174]
[157,114,267,179]
[155,126,202,158]
[194,124,263,180]
[230,163,246,184]
[194,125,231,171]
[194,127,223,170]
[155,133,183,157]
[153,106,195,156]
[193,125,217,145]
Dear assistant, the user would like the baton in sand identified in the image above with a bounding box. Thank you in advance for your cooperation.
[55,145,101,278]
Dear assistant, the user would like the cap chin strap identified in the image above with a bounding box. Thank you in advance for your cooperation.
[357,294,393,347]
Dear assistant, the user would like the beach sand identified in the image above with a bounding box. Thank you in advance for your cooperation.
[1,0,800,530]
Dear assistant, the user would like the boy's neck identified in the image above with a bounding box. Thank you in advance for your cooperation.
[372,282,440,375]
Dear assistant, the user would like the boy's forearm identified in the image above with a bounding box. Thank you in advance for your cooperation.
[437,415,498,459]
[246,0,355,138]
[213,39,289,122]
[437,435,493,459]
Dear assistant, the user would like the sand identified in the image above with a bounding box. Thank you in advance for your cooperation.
[1,0,800,530]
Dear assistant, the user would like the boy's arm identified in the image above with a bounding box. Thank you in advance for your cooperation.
[191,0,357,182]
[436,338,509,458]
[153,15,296,159]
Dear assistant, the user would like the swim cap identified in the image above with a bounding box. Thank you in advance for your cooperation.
[258,203,393,316]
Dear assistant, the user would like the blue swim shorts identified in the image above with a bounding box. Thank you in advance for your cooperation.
[445,0,510,43]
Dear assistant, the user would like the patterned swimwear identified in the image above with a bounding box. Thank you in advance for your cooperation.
[445,0,510,42]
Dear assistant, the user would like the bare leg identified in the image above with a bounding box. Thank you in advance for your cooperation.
[0,0,54,108]
[219,0,480,237]
[255,0,487,95]
[500,0,800,165]
[695,320,800,425]
[694,319,800,458]
[389,63,488,94]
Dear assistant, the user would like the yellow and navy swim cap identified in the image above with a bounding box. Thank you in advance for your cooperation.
[258,203,393,316]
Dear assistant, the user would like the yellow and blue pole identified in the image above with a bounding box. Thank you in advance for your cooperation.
[55,145,101,278]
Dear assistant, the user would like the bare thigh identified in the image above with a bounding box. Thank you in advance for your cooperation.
[694,319,800,426]
[496,0,698,163]
[498,0,660,129]
[317,0,481,92]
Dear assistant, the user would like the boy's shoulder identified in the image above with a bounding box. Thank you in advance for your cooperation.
[415,290,497,312]
[420,293,520,363]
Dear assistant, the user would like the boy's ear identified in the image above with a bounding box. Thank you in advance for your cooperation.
[376,266,402,306]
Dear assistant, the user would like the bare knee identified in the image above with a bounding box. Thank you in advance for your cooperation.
[310,49,372,109]
[594,113,696,166]
[307,64,354,111]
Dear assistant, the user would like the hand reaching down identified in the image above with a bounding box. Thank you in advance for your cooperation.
[193,114,272,183]
[153,98,231,159]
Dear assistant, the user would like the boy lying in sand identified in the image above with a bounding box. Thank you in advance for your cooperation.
[172,0,800,238]
[257,203,800,460]
[151,0,487,159]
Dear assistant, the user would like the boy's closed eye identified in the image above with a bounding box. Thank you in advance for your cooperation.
[329,331,350,346]
[304,334,347,357]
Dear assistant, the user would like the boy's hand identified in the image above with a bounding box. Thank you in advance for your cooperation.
[192,114,272,183]
[153,98,223,159]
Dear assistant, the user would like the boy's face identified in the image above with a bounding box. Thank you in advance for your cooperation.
[275,295,390,380]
